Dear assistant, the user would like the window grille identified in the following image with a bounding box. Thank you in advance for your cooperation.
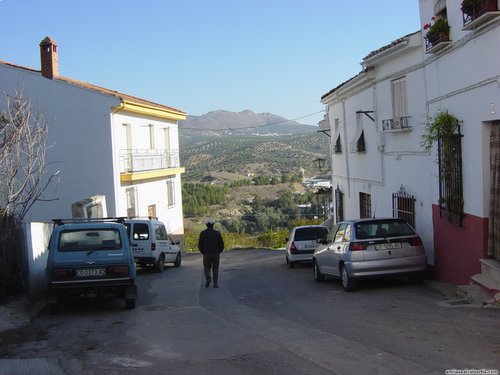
[126,187,137,217]
[359,192,371,218]
[392,185,416,229]
[438,123,463,225]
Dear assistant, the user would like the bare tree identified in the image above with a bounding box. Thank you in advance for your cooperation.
[0,87,58,221]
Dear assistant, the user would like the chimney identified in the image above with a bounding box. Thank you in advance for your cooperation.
[39,36,59,79]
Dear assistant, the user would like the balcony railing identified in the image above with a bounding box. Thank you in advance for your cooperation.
[425,30,451,53]
[462,0,499,30]
[119,149,180,173]
[382,116,412,132]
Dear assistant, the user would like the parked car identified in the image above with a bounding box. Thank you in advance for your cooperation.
[312,218,427,291]
[46,219,137,312]
[124,218,182,272]
[285,225,329,268]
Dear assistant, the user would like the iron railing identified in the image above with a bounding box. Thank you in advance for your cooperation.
[392,185,416,229]
[462,0,498,27]
[119,149,180,173]
[382,116,412,131]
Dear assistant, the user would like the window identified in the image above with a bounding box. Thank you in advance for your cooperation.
[357,131,366,152]
[334,185,344,223]
[392,77,408,123]
[334,135,342,153]
[359,192,372,218]
[154,224,168,240]
[148,204,157,218]
[126,187,137,218]
[132,223,149,240]
[334,223,349,243]
[392,185,416,229]
[438,123,463,225]
[163,127,171,151]
[166,177,175,207]
[148,124,155,149]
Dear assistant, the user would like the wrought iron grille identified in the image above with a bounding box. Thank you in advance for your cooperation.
[334,184,344,223]
[392,185,416,229]
[438,124,464,225]
[382,116,412,131]
[359,192,371,219]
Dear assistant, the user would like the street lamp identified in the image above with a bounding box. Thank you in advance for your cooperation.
[313,157,326,173]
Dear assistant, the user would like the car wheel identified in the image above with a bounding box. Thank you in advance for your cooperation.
[341,265,356,291]
[155,254,165,273]
[285,254,289,265]
[289,260,296,268]
[125,298,136,309]
[313,260,324,282]
[174,252,182,268]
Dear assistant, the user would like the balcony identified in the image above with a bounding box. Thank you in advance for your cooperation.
[425,30,451,53]
[382,116,412,132]
[462,0,500,30]
[119,149,183,182]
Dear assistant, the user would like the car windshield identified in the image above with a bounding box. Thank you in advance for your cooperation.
[58,229,122,251]
[354,220,415,239]
[294,227,329,241]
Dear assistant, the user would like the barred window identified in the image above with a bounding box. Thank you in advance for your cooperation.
[166,178,175,207]
[359,192,372,219]
[392,185,416,229]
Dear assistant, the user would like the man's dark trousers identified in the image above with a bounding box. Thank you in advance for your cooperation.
[203,253,220,286]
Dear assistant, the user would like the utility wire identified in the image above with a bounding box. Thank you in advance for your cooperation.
[179,110,325,131]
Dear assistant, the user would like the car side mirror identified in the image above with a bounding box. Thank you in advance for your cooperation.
[317,238,327,245]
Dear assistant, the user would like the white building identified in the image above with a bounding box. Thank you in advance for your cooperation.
[320,0,500,290]
[0,37,187,242]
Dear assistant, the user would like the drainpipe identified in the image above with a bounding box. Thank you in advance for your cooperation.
[341,100,352,198]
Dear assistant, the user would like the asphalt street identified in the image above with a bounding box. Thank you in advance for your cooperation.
[0,249,499,375]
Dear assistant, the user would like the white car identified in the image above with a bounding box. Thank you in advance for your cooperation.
[285,225,329,268]
[124,218,182,272]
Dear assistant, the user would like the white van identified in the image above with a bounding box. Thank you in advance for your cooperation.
[124,218,182,272]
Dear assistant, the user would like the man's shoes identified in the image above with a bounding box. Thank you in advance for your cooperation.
[205,277,211,288]
[213,285,219,288]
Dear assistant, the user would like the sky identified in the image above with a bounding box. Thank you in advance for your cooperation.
[0,0,421,126]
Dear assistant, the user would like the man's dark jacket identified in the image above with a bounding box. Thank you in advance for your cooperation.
[198,227,224,254]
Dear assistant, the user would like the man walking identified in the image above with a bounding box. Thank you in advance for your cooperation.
[198,218,224,288]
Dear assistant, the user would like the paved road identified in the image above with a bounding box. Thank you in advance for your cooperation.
[1,249,499,375]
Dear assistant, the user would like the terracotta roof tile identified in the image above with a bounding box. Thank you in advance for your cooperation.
[0,60,185,115]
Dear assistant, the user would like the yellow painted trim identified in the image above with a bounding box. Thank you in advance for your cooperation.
[114,100,186,121]
[121,167,185,182]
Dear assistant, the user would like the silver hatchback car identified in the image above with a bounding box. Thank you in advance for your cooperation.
[312,218,427,291]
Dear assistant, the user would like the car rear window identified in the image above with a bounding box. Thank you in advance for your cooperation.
[58,229,122,251]
[355,220,415,239]
[294,227,329,241]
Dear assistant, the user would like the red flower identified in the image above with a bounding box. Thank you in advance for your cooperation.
[423,23,430,29]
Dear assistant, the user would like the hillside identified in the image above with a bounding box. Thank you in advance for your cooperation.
[180,132,329,182]
[179,109,328,182]
[179,109,319,136]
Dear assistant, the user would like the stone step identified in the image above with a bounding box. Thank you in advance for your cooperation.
[471,273,500,297]
[480,258,500,283]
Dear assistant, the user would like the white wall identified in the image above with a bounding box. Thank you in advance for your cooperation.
[24,222,53,300]
[0,64,119,221]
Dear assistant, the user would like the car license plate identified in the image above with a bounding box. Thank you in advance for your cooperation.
[375,242,402,250]
[76,268,106,277]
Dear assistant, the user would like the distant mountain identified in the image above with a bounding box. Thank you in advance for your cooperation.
[179,110,318,136]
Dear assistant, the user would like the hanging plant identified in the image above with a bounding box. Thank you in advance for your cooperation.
[421,110,462,151]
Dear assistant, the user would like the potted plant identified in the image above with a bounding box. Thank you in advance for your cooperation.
[461,0,481,15]
[424,18,450,44]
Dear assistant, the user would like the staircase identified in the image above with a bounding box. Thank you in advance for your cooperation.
[470,258,500,300]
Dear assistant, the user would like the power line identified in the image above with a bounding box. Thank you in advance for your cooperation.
[179,110,325,131]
